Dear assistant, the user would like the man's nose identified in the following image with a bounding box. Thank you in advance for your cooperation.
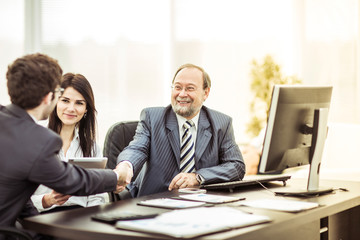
[179,88,188,97]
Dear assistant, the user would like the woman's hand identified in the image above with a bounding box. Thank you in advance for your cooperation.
[42,190,71,208]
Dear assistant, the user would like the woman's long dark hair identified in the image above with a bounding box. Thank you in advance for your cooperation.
[48,73,97,157]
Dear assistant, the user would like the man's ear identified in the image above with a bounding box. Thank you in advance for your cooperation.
[203,87,210,101]
[42,92,53,105]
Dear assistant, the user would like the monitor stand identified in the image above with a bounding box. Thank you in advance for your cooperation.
[274,108,334,197]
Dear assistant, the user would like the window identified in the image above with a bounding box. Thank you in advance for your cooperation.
[1,0,359,145]
[0,0,24,105]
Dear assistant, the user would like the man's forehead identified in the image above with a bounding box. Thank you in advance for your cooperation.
[175,67,203,82]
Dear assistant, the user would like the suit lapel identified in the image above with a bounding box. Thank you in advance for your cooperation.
[165,107,212,169]
[195,109,212,162]
[165,108,181,167]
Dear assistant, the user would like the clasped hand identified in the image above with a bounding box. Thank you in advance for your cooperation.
[113,162,133,193]
[112,163,199,192]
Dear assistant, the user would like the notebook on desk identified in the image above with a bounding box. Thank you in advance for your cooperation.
[200,174,291,191]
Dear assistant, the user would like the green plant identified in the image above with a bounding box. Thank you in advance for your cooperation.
[247,55,302,138]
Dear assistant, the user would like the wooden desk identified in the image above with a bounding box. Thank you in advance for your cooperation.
[23,179,360,240]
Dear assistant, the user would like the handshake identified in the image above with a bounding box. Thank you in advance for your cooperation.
[113,161,134,193]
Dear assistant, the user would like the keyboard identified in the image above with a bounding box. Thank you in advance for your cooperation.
[200,174,291,191]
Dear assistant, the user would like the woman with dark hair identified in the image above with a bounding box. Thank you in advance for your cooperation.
[31,73,105,212]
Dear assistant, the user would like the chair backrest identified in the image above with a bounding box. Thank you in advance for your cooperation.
[103,121,139,170]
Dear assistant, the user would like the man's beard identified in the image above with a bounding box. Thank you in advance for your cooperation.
[172,97,201,118]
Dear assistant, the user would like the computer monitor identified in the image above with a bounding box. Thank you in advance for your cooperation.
[258,85,333,196]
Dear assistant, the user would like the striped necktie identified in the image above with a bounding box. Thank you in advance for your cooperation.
[180,120,196,173]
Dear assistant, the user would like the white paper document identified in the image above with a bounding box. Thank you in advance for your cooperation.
[137,198,206,209]
[241,198,320,212]
[178,193,245,203]
[178,188,207,194]
[115,207,271,238]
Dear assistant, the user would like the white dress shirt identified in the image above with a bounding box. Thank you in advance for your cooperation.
[31,128,105,212]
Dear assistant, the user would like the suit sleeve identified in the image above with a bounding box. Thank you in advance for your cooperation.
[117,108,151,178]
[28,136,117,196]
[196,118,246,184]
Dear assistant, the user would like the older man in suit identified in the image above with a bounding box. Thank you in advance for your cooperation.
[0,53,131,229]
[117,63,245,197]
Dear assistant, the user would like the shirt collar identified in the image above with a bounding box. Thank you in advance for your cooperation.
[175,112,200,130]
[27,112,40,124]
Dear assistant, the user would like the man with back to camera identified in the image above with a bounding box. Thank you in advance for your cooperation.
[117,63,245,198]
[0,53,133,229]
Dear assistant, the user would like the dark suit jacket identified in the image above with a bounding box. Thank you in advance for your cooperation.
[0,104,117,227]
[118,105,245,197]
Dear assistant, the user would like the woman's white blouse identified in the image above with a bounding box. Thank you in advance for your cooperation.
[31,129,105,212]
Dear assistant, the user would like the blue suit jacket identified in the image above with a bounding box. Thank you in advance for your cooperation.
[118,105,245,197]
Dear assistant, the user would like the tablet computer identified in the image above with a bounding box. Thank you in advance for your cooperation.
[68,157,108,169]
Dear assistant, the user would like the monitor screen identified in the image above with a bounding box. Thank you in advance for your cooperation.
[258,85,332,173]
[258,85,333,196]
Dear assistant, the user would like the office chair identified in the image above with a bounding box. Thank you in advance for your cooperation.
[103,121,138,201]
[0,226,33,240]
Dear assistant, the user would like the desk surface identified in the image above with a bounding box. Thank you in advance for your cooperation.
[23,178,360,240]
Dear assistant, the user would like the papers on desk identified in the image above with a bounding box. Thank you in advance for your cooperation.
[240,198,320,212]
[137,198,206,209]
[137,194,245,209]
[115,207,271,238]
[178,193,245,203]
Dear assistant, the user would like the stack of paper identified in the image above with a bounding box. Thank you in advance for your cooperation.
[240,199,320,212]
[137,198,206,209]
[116,207,271,238]
[178,193,245,203]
